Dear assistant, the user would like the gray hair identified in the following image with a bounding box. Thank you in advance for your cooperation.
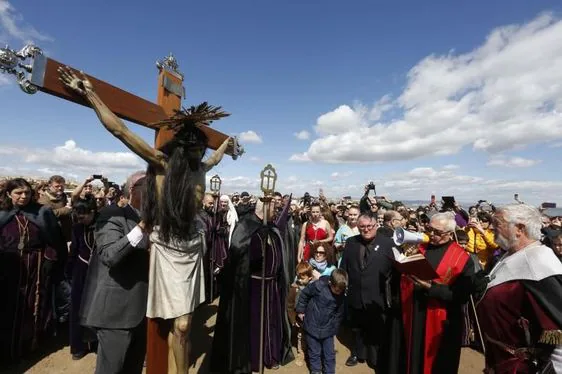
[497,203,542,241]
[430,211,456,232]
[358,213,376,223]
[123,170,146,199]
[383,210,401,223]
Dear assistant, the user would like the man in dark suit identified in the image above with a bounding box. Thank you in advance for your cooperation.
[339,213,395,372]
[80,171,149,374]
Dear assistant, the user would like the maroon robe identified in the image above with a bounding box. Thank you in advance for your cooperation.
[0,213,59,363]
[477,244,562,373]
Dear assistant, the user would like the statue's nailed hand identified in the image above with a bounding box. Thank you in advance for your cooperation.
[58,66,93,96]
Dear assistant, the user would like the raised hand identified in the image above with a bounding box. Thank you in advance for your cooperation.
[58,66,93,96]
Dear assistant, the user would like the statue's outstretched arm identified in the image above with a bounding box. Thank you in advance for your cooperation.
[203,137,231,172]
[58,66,166,168]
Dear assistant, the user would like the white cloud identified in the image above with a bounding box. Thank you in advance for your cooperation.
[294,130,311,140]
[288,152,311,162]
[249,156,261,162]
[331,171,353,179]
[238,130,263,144]
[192,165,561,205]
[315,104,364,136]
[297,13,562,163]
[487,156,541,168]
[287,175,298,183]
[0,1,53,42]
[378,166,560,205]
[0,140,145,182]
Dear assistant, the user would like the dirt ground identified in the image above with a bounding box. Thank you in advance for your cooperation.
[2,302,484,374]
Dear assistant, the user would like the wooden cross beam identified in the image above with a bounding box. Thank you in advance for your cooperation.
[0,44,242,374]
[0,44,243,155]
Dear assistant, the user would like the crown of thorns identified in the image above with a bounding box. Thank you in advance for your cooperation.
[151,102,230,146]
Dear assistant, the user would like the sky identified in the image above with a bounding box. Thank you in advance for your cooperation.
[1,0,562,205]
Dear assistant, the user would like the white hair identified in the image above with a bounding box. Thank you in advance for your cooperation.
[497,203,542,241]
[430,211,456,232]
[123,170,146,198]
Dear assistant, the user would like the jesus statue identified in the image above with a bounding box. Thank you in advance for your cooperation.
[59,67,234,374]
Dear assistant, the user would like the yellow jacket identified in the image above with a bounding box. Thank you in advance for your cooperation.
[465,228,499,268]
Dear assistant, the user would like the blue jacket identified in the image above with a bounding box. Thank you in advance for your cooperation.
[295,276,345,339]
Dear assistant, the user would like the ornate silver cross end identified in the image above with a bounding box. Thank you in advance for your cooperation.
[0,44,44,94]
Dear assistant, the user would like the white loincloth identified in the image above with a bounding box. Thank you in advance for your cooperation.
[146,226,207,319]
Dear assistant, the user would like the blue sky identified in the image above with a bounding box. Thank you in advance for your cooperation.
[1,0,562,205]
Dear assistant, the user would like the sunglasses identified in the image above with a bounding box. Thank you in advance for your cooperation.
[427,227,451,236]
[315,251,326,255]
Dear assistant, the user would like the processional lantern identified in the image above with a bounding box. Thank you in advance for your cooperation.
[210,174,222,193]
[260,164,277,196]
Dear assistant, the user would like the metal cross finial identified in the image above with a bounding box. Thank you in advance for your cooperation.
[0,43,44,94]
[260,164,277,196]
[156,52,183,79]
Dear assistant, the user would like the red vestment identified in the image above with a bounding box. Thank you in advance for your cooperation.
[400,242,470,374]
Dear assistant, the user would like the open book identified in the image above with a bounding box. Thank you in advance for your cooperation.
[391,247,439,281]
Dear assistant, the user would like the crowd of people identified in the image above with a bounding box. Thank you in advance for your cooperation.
[0,174,561,374]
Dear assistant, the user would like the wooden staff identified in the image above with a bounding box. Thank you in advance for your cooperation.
[32,252,42,350]
[258,164,277,374]
[452,230,486,354]
[258,198,270,374]
[209,175,221,302]
[210,193,219,301]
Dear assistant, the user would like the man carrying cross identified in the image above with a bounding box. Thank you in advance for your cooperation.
[59,67,233,374]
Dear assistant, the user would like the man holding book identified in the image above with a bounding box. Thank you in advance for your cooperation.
[398,212,474,374]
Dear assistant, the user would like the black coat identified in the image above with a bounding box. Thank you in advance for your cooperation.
[339,234,394,310]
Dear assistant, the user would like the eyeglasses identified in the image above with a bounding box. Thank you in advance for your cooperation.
[358,224,376,230]
[315,251,326,256]
[427,226,451,236]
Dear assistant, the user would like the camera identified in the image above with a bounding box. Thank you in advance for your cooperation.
[93,174,103,179]
[302,192,311,207]
[366,181,376,192]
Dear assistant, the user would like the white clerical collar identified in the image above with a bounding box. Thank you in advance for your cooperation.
[487,241,562,289]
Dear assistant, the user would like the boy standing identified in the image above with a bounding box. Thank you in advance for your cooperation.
[296,269,348,374]
[287,262,314,366]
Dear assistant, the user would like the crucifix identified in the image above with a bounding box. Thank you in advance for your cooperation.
[0,44,244,374]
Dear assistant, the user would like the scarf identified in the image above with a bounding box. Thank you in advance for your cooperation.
[309,258,327,273]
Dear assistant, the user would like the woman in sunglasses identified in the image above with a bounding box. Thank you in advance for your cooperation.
[309,242,337,280]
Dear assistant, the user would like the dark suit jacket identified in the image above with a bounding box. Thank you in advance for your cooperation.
[340,234,394,310]
[80,204,149,329]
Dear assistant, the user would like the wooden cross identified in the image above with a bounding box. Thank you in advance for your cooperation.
[0,44,243,155]
[0,44,243,373]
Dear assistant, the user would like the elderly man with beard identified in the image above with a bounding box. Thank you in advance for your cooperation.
[476,204,562,374]
[198,193,217,303]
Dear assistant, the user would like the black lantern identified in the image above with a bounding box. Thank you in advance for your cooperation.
[259,164,277,196]
[210,174,221,193]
